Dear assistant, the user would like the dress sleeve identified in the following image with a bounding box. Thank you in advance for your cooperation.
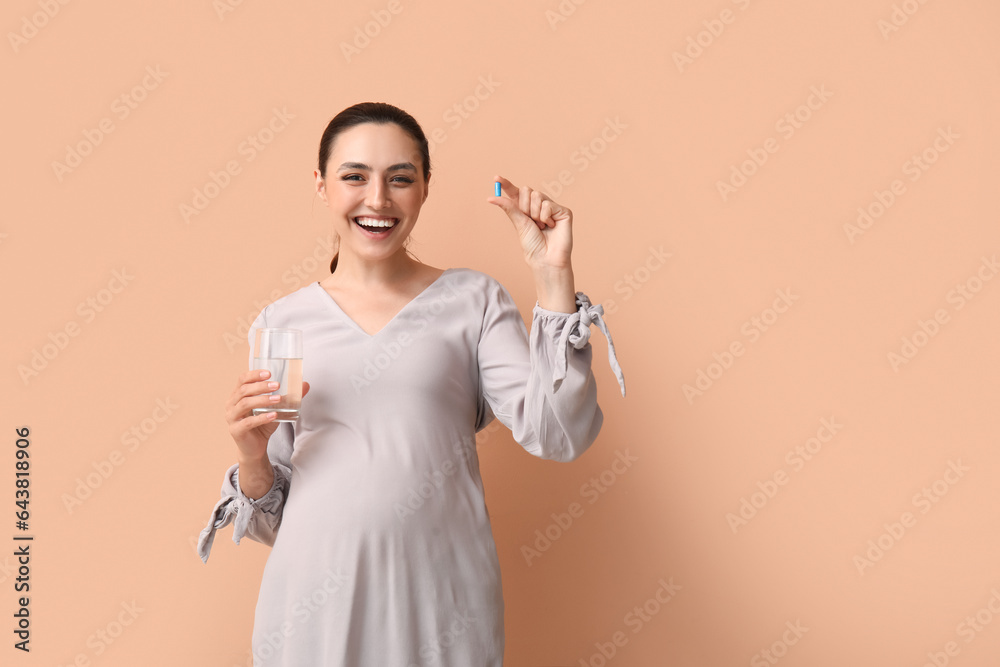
[197,306,296,564]
[476,280,626,463]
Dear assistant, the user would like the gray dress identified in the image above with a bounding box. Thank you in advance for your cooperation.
[198,267,625,666]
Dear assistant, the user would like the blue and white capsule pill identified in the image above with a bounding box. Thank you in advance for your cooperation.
[494,181,501,197]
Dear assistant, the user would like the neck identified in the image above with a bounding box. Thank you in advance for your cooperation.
[328,248,419,289]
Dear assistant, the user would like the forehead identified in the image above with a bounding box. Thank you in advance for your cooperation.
[331,123,419,160]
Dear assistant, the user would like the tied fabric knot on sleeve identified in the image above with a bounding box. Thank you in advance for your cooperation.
[196,462,289,563]
[548,291,626,398]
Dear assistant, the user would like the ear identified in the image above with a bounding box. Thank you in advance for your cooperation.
[314,169,328,203]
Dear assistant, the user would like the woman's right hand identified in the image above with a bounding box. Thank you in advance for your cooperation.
[225,369,311,463]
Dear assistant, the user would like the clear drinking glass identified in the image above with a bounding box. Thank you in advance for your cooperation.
[251,328,303,422]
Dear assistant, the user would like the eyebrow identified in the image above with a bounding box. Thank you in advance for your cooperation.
[336,162,417,173]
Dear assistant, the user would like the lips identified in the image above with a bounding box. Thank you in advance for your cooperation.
[353,216,399,235]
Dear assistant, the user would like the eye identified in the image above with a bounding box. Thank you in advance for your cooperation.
[341,174,363,181]
[391,176,414,184]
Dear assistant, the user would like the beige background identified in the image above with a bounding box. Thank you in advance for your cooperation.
[3,0,999,665]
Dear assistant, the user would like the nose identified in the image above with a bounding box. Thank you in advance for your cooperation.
[365,178,389,210]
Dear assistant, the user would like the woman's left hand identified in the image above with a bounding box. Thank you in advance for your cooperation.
[487,175,573,271]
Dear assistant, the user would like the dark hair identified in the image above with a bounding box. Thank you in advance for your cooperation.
[317,102,431,273]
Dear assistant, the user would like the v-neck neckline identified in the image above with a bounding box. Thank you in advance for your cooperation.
[313,268,455,338]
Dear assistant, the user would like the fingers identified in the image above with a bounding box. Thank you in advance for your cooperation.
[226,370,282,426]
[494,175,518,198]
[533,195,544,224]
[492,174,554,230]
[238,411,277,433]
[540,199,553,226]
[518,182,530,217]
[233,371,279,403]
[226,405,276,440]
[235,369,272,393]
[525,190,554,229]
[494,174,534,211]
[228,391,280,426]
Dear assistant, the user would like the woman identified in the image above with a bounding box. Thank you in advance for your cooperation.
[198,102,626,666]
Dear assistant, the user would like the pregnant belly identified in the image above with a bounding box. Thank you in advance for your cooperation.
[280,454,487,542]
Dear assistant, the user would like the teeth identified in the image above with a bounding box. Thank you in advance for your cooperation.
[355,217,398,228]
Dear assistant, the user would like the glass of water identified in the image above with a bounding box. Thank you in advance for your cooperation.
[251,328,303,422]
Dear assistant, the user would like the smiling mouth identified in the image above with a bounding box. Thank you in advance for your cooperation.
[353,217,399,234]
